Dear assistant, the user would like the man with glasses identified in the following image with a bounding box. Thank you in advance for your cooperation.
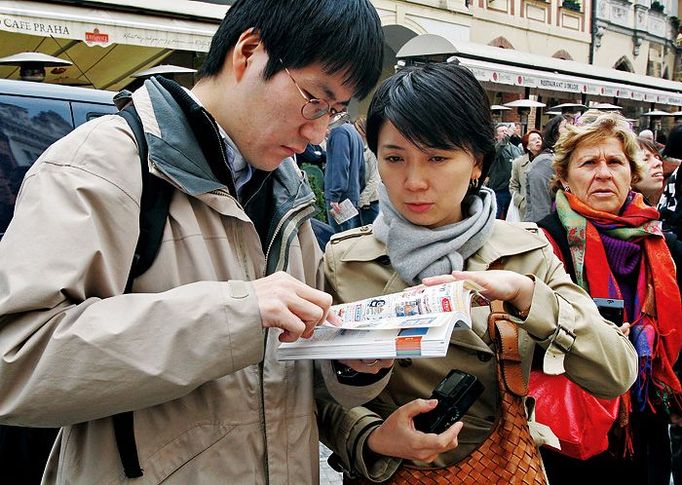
[0,0,388,483]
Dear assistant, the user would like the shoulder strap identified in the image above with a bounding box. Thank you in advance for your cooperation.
[112,105,173,479]
[487,261,527,397]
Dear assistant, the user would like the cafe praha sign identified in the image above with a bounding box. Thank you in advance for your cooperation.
[0,10,214,51]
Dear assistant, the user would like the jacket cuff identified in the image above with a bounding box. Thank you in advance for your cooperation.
[331,408,401,482]
[223,280,265,371]
[511,276,575,375]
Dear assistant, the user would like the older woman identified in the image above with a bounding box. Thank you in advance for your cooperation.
[536,113,682,485]
[316,62,637,484]
[510,129,543,220]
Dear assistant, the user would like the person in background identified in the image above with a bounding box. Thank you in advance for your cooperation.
[324,120,366,232]
[633,137,665,206]
[659,124,682,485]
[317,61,637,485]
[354,116,380,225]
[487,123,523,218]
[524,114,572,222]
[510,122,523,147]
[639,129,655,142]
[0,0,389,483]
[510,129,543,220]
[536,113,681,485]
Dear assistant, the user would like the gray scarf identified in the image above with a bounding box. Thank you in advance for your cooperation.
[373,184,497,285]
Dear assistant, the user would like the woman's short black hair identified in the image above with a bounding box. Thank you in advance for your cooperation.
[199,0,383,100]
[663,124,682,159]
[541,114,572,151]
[366,62,495,184]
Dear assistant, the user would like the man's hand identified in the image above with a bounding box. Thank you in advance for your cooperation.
[252,272,332,342]
[366,399,463,462]
[330,201,341,214]
[339,359,394,374]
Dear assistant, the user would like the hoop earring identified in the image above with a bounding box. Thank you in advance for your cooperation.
[469,178,479,190]
[563,185,571,193]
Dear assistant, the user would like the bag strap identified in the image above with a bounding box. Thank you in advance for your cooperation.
[487,260,528,397]
[111,105,173,479]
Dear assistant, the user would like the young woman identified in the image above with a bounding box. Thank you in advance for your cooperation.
[316,62,637,484]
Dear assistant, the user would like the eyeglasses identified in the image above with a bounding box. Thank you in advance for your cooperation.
[280,58,347,125]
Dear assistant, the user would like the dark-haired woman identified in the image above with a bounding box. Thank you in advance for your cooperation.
[316,62,637,484]
[510,129,543,220]
[524,115,572,222]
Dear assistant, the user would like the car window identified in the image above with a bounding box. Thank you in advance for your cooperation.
[71,101,116,127]
[0,95,74,235]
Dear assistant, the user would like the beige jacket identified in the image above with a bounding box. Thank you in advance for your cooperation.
[0,79,386,484]
[318,221,637,482]
[509,153,532,219]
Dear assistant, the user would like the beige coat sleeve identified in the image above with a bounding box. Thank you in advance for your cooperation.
[0,123,265,427]
[509,155,525,210]
[512,239,637,399]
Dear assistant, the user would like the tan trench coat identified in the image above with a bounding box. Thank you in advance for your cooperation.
[318,221,638,482]
[0,80,386,484]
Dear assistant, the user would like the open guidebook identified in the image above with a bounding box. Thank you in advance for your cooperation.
[277,280,484,360]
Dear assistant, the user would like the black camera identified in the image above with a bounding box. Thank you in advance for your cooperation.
[413,369,484,434]
[593,298,624,325]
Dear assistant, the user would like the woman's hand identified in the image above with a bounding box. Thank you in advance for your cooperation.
[422,270,535,316]
[366,399,463,462]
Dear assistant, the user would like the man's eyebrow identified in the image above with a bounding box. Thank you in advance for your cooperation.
[311,80,350,107]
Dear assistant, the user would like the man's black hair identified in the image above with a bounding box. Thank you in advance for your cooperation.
[366,62,495,184]
[199,0,383,100]
[541,114,571,151]
[663,124,682,159]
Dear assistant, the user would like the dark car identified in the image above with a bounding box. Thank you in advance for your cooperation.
[0,79,116,237]
[0,78,116,483]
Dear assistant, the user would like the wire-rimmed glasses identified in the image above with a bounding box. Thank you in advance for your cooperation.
[279,58,347,125]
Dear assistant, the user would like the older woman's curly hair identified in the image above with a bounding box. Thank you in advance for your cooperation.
[550,112,644,193]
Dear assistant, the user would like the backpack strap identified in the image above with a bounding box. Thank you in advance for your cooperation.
[112,105,174,479]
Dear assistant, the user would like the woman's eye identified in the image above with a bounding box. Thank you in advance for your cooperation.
[580,160,595,167]
[429,156,447,163]
[608,158,625,166]
[385,156,403,163]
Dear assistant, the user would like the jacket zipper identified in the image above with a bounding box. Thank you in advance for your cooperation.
[264,197,315,268]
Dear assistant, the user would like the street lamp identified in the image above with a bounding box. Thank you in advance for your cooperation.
[0,52,72,82]
[548,103,588,115]
[131,65,198,79]
[490,104,511,122]
[503,99,546,134]
[592,102,623,112]
[642,109,672,140]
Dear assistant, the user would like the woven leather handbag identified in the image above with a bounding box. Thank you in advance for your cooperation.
[345,300,546,485]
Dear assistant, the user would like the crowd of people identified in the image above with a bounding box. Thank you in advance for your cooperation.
[0,0,680,484]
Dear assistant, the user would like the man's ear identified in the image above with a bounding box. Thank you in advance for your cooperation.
[231,28,261,82]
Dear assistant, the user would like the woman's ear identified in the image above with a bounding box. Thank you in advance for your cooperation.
[472,160,483,180]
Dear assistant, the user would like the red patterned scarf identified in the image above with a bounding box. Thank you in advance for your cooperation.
[556,190,682,411]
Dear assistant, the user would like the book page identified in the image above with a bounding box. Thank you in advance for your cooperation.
[331,198,359,224]
[324,280,481,330]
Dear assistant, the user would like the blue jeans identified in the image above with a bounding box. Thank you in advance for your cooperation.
[360,200,380,225]
[494,189,511,219]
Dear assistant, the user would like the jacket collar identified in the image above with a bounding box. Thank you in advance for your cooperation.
[340,220,545,268]
[131,78,312,209]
